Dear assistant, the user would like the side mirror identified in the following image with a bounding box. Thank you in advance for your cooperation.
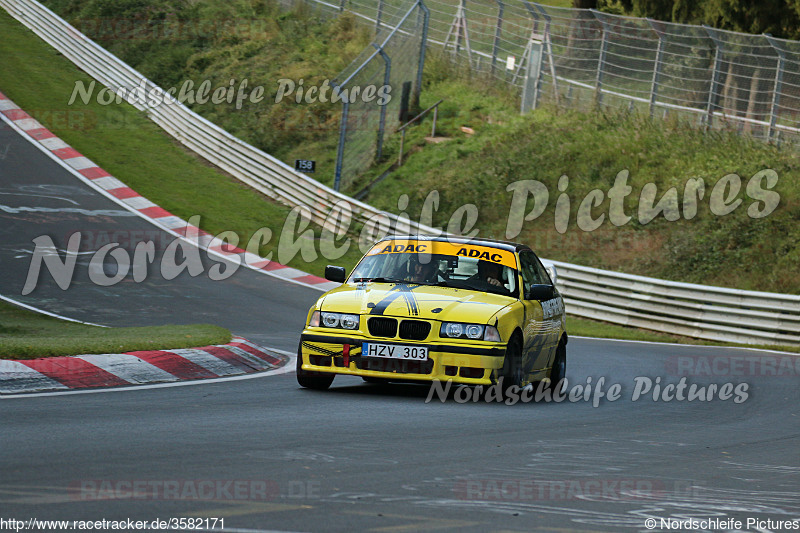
[324,265,346,283]
[526,284,554,301]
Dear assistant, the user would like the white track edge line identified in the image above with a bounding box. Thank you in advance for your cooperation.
[0,293,107,327]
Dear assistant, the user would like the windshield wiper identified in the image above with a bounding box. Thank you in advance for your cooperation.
[352,277,452,287]
[410,279,451,287]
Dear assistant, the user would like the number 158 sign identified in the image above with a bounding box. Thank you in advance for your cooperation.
[295,160,315,173]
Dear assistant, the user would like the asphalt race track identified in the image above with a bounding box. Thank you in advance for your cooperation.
[2,110,800,532]
[0,116,322,351]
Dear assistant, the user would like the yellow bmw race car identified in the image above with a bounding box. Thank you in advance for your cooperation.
[297,235,567,392]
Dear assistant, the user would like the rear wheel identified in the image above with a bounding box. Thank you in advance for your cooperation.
[296,346,335,390]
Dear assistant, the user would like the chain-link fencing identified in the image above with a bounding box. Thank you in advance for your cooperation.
[331,0,428,191]
[304,0,800,147]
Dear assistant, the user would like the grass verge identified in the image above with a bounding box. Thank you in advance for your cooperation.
[0,301,231,359]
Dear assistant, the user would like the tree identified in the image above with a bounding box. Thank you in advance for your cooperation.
[613,0,800,39]
[702,0,800,37]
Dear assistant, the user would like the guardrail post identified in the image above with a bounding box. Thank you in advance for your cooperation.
[491,0,504,75]
[592,10,609,108]
[646,18,665,119]
[333,85,349,192]
[703,25,724,130]
[375,44,391,160]
[764,34,786,142]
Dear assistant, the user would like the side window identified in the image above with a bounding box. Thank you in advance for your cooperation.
[532,255,553,285]
[519,251,545,297]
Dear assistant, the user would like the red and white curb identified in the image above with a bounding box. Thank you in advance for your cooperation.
[0,90,339,292]
[0,337,289,394]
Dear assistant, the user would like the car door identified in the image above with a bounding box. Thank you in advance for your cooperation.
[518,251,561,380]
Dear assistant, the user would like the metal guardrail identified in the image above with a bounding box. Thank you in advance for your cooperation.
[552,261,800,345]
[3,0,800,346]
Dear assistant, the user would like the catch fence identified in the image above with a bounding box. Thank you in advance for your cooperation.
[317,0,800,143]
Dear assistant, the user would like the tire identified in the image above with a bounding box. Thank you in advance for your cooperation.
[296,346,335,390]
[499,336,524,397]
[548,341,567,393]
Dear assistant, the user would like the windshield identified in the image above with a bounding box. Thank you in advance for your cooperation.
[350,240,519,298]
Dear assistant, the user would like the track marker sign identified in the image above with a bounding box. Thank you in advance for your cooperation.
[295,159,315,173]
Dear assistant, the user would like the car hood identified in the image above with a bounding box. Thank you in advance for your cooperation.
[319,282,514,324]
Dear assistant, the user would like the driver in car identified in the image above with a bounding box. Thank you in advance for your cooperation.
[406,255,438,283]
[472,261,504,288]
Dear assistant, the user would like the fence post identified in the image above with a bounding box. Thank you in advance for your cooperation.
[333,85,349,192]
[764,34,786,142]
[592,10,609,108]
[521,40,544,113]
[375,44,391,160]
[491,0,504,75]
[339,0,346,12]
[534,3,559,105]
[414,0,429,110]
[703,25,724,130]
[376,0,383,34]
[444,0,472,66]
[646,18,665,119]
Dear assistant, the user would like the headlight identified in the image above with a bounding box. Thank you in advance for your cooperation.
[340,314,359,329]
[440,322,501,341]
[310,311,359,330]
[465,324,483,339]
[444,323,463,337]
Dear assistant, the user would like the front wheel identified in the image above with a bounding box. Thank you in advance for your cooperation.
[499,336,524,397]
[296,346,335,390]
[547,341,567,393]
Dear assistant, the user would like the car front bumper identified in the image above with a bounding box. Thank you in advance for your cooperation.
[299,332,506,385]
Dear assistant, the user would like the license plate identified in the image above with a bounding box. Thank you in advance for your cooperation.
[362,342,428,361]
